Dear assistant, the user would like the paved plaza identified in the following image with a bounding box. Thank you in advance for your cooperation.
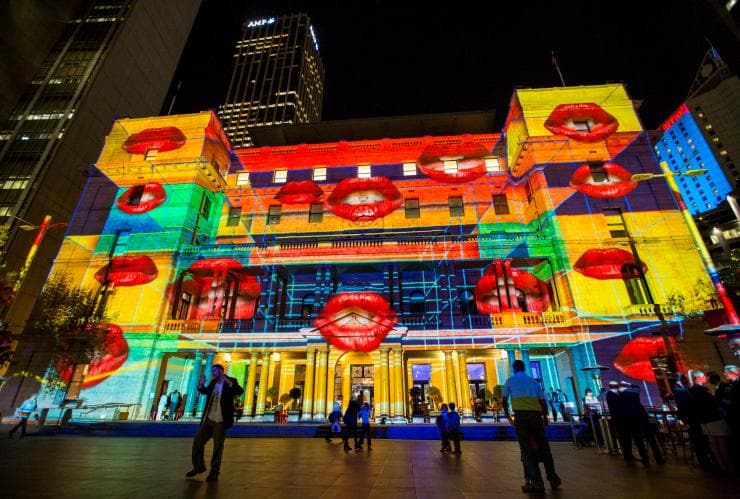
[0,434,737,498]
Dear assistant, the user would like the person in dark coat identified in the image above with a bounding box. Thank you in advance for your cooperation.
[688,371,722,469]
[617,381,664,464]
[186,364,244,481]
[605,381,624,455]
[342,399,360,451]
[448,403,462,454]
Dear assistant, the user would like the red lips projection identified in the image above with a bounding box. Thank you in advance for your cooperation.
[94,255,158,287]
[474,265,550,313]
[544,103,619,142]
[418,143,490,183]
[570,163,637,198]
[614,336,684,382]
[275,180,324,204]
[327,177,402,222]
[122,127,186,154]
[574,249,647,280]
[183,258,261,320]
[116,183,166,214]
[314,293,397,352]
[56,324,129,389]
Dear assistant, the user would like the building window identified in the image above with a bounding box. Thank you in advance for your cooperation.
[409,290,425,314]
[177,292,192,319]
[492,194,509,215]
[357,165,371,178]
[443,160,458,175]
[144,149,158,161]
[200,195,211,219]
[273,169,288,183]
[112,229,131,255]
[301,294,315,318]
[313,167,327,181]
[236,172,250,186]
[572,120,593,132]
[622,264,649,305]
[485,157,500,172]
[449,196,464,216]
[309,203,323,223]
[588,161,608,183]
[603,208,628,238]
[267,205,282,225]
[403,162,417,176]
[227,206,241,227]
[405,198,420,218]
[127,185,145,206]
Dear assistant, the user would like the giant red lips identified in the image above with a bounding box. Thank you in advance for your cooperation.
[474,268,550,313]
[56,324,129,389]
[574,248,647,280]
[614,336,684,383]
[314,293,397,352]
[275,180,324,204]
[181,258,261,320]
[418,143,490,183]
[116,182,166,214]
[544,103,619,142]
[122,126,186,154]
[570,162,637,198]
[94,255,158,287]
[327,177,402,222]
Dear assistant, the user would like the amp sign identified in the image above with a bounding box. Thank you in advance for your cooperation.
[247,17,275,28]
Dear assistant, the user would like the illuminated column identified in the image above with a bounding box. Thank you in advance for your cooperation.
[325,352,336,413]
[184,352,203,417]
[507,350,516,375]
[392,349,406,422]
[197,352,215,414]
[444,351,458,405]
[301,348,316,420]
[520,349,531,368]
[378,348,390,420]
[243,353,258,420]
[456,351,473,419]
[255,352,271,418]
[313,348,328,421]
[342,363,352,407]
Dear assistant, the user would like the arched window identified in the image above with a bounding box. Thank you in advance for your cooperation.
[301,294,316,318]
[409,291,425,314]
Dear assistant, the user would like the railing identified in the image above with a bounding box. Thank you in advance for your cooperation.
[624,303,670,317]
[164,319,221,334]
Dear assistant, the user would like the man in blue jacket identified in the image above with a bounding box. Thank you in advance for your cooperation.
[448,402,462,454]
[8,393,37,438]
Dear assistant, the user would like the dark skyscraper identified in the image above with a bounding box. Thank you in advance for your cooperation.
[0,0,201,333]
[219,13,324,148]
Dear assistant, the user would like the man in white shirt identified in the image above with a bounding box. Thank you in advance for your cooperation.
[186,364,244,482]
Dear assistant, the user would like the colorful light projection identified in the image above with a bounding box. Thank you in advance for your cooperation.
[122,126,186,154]
[327,177,402,222]
[56,324,129,388]
[417,143,490,183]
[314,293,397,351]
[116,183,167,214]
[544,103,619,142]
[275,180,324,204]
[574,248,647,280]
[569,162,637,198]
[474,261,551,314]
[613,336,683,382]
[94,255,158,287]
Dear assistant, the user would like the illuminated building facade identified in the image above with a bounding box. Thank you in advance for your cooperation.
[37,84,730,422]
[218,13,324,148]
[0,0,201,336]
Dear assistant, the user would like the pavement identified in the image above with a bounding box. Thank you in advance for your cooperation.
[1,432,738,498]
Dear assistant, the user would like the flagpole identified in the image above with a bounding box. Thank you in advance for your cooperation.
[551,50,566,86]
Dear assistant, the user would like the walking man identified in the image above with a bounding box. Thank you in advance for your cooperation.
[618,381,664,464]
[357,402,372,450]
[503,360,561,493]
[8,393,37,438]
[186,364,244,481]
[448,402,462,454]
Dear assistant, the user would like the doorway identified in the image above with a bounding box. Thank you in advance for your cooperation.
[351,364,374,407]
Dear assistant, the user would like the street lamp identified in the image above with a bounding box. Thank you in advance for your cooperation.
[630,162,740,325]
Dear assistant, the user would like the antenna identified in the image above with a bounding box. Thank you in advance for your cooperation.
[551,50,566,86]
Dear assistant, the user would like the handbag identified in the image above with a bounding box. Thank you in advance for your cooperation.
[331,421,341,433]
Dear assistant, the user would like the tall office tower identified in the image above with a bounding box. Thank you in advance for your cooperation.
[219,13,324,148]
[0,0,201,333]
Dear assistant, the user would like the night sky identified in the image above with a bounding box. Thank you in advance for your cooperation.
[165,0,740,129]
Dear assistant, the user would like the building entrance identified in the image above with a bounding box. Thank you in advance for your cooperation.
[351,364,374,407]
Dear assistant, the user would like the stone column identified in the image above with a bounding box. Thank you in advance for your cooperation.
[444,351,458,405]
[255,352,271,419]
[301,348,316,420]
[313,349,328,421]
[377,349,390,421]
[392,349,406,422]
[243,353,258,420]
[456,351,473,419]
[520,349,531,368]
[197,352,215,414]
[184,352,203,417]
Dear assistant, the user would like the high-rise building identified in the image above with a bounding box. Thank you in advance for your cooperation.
[0,0,201,334]
[218,13,324,148]
[22,84,731,422]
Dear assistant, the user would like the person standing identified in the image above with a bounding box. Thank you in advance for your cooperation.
[186,364,244,482]
[605,381,625,456]
[503,360,561,493]
[157,392,168,421]
[357,402,373,450]
[436,403,451,453]
[448,402,462,454]
[687,370,722,469]
[8,393,37,438]
[168,390,180,421]
[342,399,360,452]
[548,388,559,422]
[618,381,664,464]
